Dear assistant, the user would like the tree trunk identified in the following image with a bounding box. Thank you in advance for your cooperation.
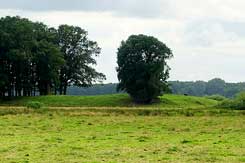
[64,86,67,95]
[23,88,27,96]
[7,84,12,97]
[59,84,63,95]
[54,87,57,95]
[47,83,51,95]
[18,89,22,96]
[64,83,67,95]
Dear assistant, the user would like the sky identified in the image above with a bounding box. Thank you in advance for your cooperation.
[0,0,245,83]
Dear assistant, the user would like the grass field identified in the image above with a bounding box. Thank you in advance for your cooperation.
[0,94,244,162]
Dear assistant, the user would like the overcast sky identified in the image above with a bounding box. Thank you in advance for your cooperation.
[1,0,245,83]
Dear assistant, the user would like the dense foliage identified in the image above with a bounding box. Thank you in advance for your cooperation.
[117,35,173,103]
[170,78,245,98]
[0,16,63,97]
[0,16,105,98]
[58,25,105,95]
[218,92,245,110]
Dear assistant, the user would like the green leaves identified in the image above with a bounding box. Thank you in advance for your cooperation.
[0,16,106,97]
[57,25,105,94]
[117,34,173,103]
[0,16,62,96]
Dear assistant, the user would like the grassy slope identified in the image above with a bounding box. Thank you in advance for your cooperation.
[2,94,244,116]
[0,94,218,108]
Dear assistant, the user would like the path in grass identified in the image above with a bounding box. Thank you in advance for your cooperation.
[0,113,244,162]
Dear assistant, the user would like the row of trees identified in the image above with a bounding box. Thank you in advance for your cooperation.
[0,16,172,103]
[171,78,245,98]
[2,17,238,103]
[0,16,105,97]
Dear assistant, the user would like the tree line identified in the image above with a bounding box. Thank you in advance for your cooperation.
[0,18,173,104]
[67,78,245,98]
[0,16,105,98]
[2,16,239,103]
[170,78,245,98]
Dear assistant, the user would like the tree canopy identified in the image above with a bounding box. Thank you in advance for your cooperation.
[117,34,173,103]
[0,16,105,98]
[57,25,105,95]
[170,78,245,98]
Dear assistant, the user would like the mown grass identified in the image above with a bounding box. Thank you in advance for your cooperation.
[0,94,244,162]
[0,113,244,162]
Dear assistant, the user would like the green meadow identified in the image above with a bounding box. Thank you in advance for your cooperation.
[0,94,244,162]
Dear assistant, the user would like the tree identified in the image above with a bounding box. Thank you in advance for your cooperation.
[0,16,105,98]
[32,24,64,95]
[34,40,64,95]
[0,16,36,97]
[57,25,106,95]
[117,34,173,103]
[0,16,64,97]
[205,78,226,96]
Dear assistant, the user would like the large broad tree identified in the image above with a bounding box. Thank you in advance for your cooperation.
[57,25,105,95]
[117,34,173,103]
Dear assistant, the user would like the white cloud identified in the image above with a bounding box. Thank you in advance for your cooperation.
[168,0,245,21]
[0,0,245,82]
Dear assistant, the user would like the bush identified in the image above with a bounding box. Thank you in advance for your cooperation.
[233,92,245,110]
[218,99,235,108]
[205,95,227,101]
[218,92,245,110]
[26,101,44,109]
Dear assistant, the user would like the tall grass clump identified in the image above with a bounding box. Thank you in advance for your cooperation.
[218,92,245,110]
[26,101,44,109]
[205,95,227,101]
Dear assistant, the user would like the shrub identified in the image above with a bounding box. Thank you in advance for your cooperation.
[233,92,245,110]
[218,92,245,110]
[218,99,235,109]
[26,101,44,109]
[205,95,227,101]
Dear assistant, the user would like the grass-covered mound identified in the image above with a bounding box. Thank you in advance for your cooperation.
[1,94,244,117]
[2,94,240,117]
[0,94,218,108]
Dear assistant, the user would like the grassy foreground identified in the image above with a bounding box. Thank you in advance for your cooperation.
[0,94,244,162]
[0,113,244,162]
